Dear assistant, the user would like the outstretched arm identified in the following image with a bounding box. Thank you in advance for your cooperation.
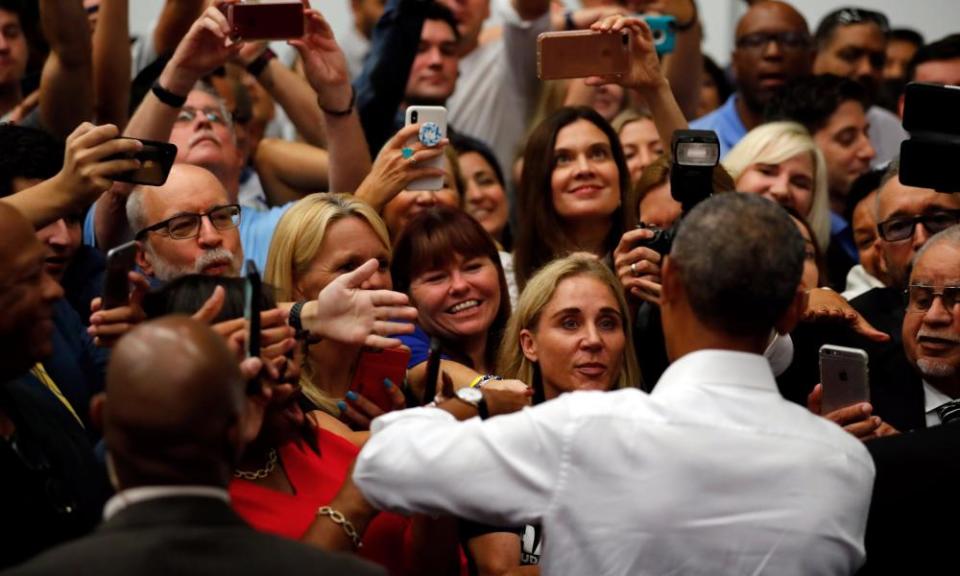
[91,0,131,130]
[37,0,94,138]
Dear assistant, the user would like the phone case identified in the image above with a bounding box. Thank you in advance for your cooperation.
[108,138,177,186]
[351,347,411,413]
[102,241,138,310]
[404,106,447,191]
[819,345,870,414]
[228,2,304,41]
[244,260,262,360]
[537,30,631,80]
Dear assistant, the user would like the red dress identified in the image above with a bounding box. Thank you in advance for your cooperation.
[230,428,411,575]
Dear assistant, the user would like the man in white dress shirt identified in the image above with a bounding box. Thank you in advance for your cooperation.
[353,193,875,575]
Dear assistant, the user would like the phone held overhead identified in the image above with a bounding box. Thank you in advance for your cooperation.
[223,1,304,41]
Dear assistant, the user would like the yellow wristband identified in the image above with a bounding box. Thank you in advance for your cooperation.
[468,375,486,389]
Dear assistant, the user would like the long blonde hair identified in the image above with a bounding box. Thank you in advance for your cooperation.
[265,193,391,412]
[497,254,641,400]
[723,121,831,252]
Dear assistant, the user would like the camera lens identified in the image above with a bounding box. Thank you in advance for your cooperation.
[411,111,418,122]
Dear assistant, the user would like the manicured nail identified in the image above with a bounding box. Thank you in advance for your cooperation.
[345,391,358,401]
[336,401,348,412]
[383,378,393,389]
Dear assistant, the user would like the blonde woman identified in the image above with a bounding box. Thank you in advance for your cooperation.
[723,121,831,253]
[265,193,403,424]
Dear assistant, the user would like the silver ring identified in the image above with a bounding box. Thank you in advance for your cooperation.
[630,262,638,277]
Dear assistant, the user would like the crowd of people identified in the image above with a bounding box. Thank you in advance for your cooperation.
[1,0,959,574]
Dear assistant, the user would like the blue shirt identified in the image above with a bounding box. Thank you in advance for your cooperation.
[690,94,748,158]
[397,324,451,368]
[83,203,291,273]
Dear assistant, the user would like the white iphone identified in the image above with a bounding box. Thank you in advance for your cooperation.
[404,105,447,191]
[818,344,870,414]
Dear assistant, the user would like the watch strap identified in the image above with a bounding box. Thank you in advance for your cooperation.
[151,81,187,108]
[288,300,308,338]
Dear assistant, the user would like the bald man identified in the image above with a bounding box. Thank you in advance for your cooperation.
[691,1,814,155]
[0,203,110,569]
[7,317,383,576]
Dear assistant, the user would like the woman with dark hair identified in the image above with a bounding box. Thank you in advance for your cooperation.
[450,132,512,251]
[392,205,512,396]
[513,105,631,291]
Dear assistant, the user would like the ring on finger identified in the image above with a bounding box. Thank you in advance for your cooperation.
[630,262,638,277]
[401,147,415,159]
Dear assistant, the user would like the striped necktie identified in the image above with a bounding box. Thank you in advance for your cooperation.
[935,399,960,425]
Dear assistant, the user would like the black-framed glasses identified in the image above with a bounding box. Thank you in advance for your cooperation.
[828,8,890,33]
[735,31,811,52]
[905,284,960,312]
[136,204,242,240]
[876,210,960,242]
[175,106,232,126]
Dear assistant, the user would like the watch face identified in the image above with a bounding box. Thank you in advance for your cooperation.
[456,386,483,404]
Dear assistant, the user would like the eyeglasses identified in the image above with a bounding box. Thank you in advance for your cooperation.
[876,211,960,242]
[175,106,232,126]
[735,31,811,52]
[905,284,960,312]
[136,204,242,240]
[828,8,890,33]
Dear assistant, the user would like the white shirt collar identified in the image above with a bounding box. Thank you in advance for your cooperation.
[923,380,955,427]
[104,486,230,521]
[654,349,778,396]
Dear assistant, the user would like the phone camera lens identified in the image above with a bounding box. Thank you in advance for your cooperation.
[622,33,628,45]
[412,111,419,122]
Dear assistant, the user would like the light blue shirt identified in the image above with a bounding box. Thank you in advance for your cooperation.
[690,94,748,158]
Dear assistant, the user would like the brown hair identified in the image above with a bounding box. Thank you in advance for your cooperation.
[391,206,511,369]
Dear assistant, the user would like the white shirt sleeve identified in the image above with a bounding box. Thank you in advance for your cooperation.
[353,400,575,526]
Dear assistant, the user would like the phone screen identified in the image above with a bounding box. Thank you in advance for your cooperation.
[108,138,177,186]
[102,240,138,310]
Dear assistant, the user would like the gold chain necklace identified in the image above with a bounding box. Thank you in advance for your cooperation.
[233,448,278,480]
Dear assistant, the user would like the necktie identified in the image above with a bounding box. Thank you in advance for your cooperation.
[935,399,960,425]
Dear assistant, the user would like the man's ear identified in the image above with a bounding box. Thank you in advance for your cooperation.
[519,329,538,363]
[660,255,680,306]
[135,244,153,276]
[89,392,106,433]
[774,287,808,336]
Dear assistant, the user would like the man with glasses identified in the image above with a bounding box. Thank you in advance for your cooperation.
[690,1,814,156]
[813,7,907,166]
[128,164,243,282]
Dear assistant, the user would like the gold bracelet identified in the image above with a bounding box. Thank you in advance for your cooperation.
[317,506,362,549]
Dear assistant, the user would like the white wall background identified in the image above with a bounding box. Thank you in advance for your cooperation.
[131,0,960,68]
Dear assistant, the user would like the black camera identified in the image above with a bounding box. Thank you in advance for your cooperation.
[635,130,720,256]
[900,82,960,193]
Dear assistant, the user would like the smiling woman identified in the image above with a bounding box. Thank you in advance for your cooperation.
[514,106,630,291]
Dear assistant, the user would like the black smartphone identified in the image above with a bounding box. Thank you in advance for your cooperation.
[244,260,261,360]
[102,240,138,310]
[108,138,177,186]
[227,1,304,40]
[422,337,442,405]
[902,82,960,135]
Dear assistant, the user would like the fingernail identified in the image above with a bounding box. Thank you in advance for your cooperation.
[383,378,393,388]
[345,391,358,401]
[336,401,348,412]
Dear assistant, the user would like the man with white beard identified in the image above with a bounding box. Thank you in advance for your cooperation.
[902,225,960,427]
[128,164,244,282]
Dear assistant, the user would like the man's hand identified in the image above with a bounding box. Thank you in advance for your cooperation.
[803,288,890,343]
[807,383,899,441]
[354,123,447,211]
[87,271,150,348]
[288,4,352,112]
[161,1,242,95]
[51,123,142,210]
[302,259,419,348]
[192,287,297,359]
[614,228,663,305]
[587,15,668,93]
[482,379,534,417]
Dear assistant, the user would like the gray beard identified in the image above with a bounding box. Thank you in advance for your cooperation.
[917,358,957,379]
[145,242,240,281]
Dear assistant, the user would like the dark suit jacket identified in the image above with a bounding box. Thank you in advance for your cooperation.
[857,425,960,574]
[3,496,385,576]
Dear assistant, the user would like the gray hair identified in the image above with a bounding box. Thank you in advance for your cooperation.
[911,224,960,271]
[670,193,804,338]
[875,156,901,219]
[126,186,148,235]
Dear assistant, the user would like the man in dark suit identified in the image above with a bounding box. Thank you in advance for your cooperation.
[4,316,383,576]
[848,160,960,431]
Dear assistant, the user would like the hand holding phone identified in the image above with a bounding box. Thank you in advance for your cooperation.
[106,138,177,186]
[102,241,139,310]
[819,345,870,414]
[404,106,448,191]
[226,1,304,41]
[422,337,442,405]
[350,347,412,413]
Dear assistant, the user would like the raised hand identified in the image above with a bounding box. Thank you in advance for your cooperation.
[88,271,150,348]
[288,4,351,111]
[162,1,243,94]
[354,123,447,211]
[613,228,663,305]
[52,123,142,209]
[586,15,667,93]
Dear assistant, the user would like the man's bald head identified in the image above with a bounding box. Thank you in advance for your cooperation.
[0,203,63,379]
[732,1,814,114]
[104,316,247,489]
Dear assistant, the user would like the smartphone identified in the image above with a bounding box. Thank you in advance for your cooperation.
[108,138,177,186]
[537,30,630,80]
[226,1,304,41]
[643,14,676,56]
[899,83,960,192]
[244,260,262,361]
[102,240,138,310]
[351,347,411,413]
[422,337,442,405]
[404,106,448,191]
[819,344,870,414]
